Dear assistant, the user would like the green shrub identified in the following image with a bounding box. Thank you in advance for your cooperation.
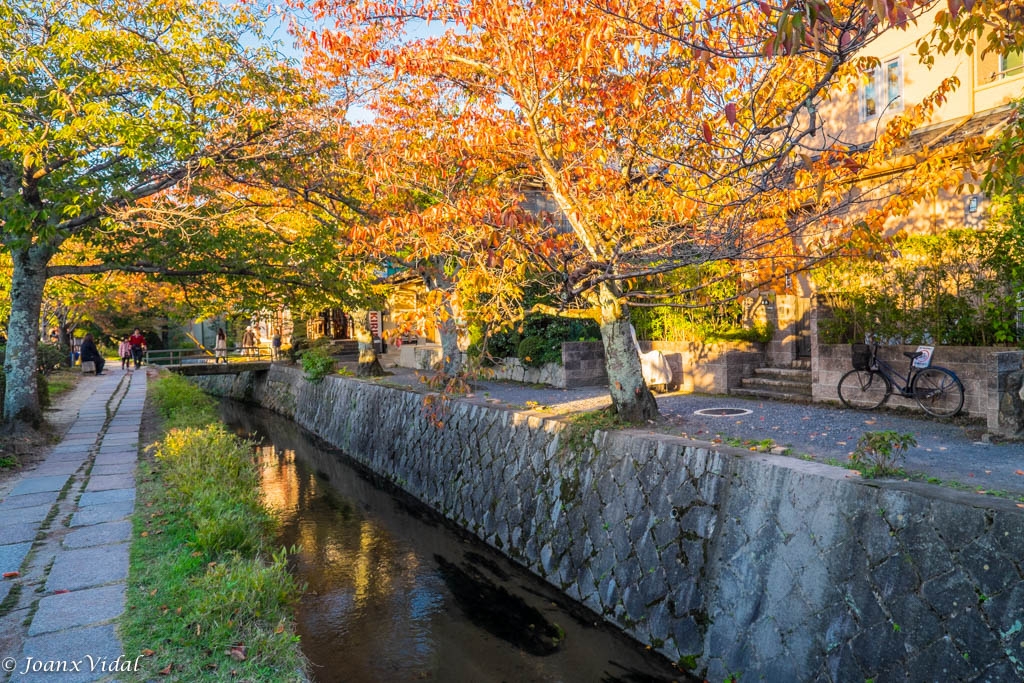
[300,345,335,382]
[849,431,917,478]
[474,314,599,366]
[517,336,548,367]
[815,217,1024,346]
[37,342,68,374]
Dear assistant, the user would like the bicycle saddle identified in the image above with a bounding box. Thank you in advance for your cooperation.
[903,351,924,360]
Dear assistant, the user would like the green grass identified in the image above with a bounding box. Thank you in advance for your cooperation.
[45,369,79,401]
[120,374,306,681]
[557,407,623,456]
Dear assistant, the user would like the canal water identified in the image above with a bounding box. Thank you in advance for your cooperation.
[219,403,691,683]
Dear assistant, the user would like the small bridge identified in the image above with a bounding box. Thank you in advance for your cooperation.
[146,346,276,375]
[166,361,273,376]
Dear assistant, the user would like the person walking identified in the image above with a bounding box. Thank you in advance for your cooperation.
[79,333,105,375]
[215,328,228,364]
[118,337,132,370]
[241,326,256,358]
[271,332,282,361]
[128,328,146,369]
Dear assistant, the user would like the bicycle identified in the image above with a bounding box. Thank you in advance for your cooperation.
[837,342,964,417]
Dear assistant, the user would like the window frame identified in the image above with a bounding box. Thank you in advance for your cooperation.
[1000,50,1023,79]
[859,56,904,122]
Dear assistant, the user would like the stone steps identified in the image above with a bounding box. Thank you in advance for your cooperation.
[730,387,814,402]
[733,364,812,402]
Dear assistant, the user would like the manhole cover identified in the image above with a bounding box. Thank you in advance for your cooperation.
[693,407,753,417]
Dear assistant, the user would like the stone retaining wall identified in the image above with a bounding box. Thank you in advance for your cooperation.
[192,366,1024,682]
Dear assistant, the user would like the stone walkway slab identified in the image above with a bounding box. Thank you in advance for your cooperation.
[28,584,126,635]
[70,501,134,527]
[17,624,125,683]
[46,544,129,592]
[92,452,136,467]
[62,521,132,550]
[78,489,135,507]
[0,504,53,527]
[84,474,134,492]
[27,461,81,476]
[46,450,90,463]
[0,541,33,574]
[9,475,69,496]
[0,491,59,510]
[0,525,37,545]
[89,463,134,476]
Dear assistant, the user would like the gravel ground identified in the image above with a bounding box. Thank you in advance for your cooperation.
[376,366,1024,498]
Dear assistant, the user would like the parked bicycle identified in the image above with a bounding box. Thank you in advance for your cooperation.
[837,342,964,417]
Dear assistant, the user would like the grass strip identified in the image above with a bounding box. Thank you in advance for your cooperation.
[120,374,307,681]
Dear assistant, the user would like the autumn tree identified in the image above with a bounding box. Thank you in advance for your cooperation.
[0,0,320,425]
[294,0,960,422]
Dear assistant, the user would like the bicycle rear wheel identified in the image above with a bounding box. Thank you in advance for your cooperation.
[838,369,891,410]
[912,367,964,417]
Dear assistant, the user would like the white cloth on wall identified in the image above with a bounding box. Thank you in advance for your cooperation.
[630,325,672,387]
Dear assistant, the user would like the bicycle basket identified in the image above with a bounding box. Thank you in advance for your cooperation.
[851,343,872,370]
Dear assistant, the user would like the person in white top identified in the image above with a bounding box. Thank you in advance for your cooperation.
[215,328,228,364]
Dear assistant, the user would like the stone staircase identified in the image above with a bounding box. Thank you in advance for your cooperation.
[731,360,812,402]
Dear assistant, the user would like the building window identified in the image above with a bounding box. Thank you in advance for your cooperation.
[1001,50,1023,79]
[860,57,903,121]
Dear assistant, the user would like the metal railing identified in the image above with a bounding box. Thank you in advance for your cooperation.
[145,346,278,366]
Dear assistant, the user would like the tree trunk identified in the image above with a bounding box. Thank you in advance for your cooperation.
[598,282,659,423]
[353,311,384,377]
[423,264,463,376]
[438,307,462,376]
[3,246,50,427]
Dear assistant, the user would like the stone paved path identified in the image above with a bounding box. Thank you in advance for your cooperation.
[0,367,146,682]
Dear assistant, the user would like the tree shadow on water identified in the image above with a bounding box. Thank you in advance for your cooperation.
[433,554,562,656]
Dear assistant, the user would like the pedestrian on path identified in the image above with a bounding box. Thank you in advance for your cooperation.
[215,327,228,364]
[128,328,146,369]
[118,337,132,370]
[79,333,105,375]
[271,332,282,361]
[241,326,256,358]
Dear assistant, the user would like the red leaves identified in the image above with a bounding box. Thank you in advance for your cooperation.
[758,1,771,16]
[702,121,713,144]
[724,102,737,127]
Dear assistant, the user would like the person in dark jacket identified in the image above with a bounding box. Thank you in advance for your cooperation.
[79,333,105,375]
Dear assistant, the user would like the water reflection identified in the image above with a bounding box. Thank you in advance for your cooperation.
[222,403,689,683]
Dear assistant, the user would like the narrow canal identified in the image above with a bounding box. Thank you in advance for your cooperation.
[219,403,691,683]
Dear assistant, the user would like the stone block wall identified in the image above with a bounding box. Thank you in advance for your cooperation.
[561,342,608,387]
[482,358,567,387]
[991,351,1024,437]
[484,339,764,392]
[814,343,1010,420]
[192,367,1024,682]
[644,340,763,394]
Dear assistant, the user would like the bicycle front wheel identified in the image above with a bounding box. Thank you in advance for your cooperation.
[912,367,964,417]
[838,369,891,410]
